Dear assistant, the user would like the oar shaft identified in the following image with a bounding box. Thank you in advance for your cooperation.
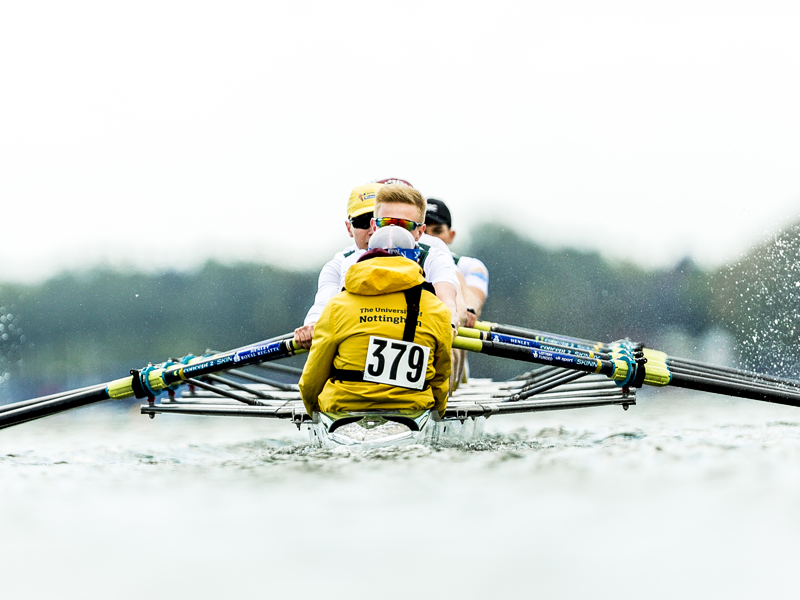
[474,321,620,353]
[668,357,800,389]
[0,384,108,415]
[162,340,304,388]
[0,386,111,430]
[669,371,800,407]
[668,362,800,392]
[666,365,800,399]
[459,327,616,361]
[454,336,619,378]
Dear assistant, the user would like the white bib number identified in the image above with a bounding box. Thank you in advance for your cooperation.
[362,336,430,390]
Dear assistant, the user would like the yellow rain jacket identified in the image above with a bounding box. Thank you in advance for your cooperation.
[299,255,452,418]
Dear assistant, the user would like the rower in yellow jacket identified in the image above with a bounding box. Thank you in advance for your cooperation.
[299,226,453,418]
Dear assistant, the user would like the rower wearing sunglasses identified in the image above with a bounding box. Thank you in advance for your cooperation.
[336,184,462,335]
[295,180,462,350]
[294,182,381,349]
[298,224,452,419]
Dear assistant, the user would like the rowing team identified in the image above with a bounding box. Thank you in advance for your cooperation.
[294,178,490,420]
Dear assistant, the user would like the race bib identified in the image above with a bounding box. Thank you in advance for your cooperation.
[362,336,431,390]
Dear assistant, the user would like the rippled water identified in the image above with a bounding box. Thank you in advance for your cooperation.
[3,389,800,599]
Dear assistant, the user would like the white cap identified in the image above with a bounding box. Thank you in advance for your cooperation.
[368,225,416,251]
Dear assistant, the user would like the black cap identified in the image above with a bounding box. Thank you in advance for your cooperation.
[425,198,452,228]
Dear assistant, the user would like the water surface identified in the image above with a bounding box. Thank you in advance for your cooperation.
[2,389,799,599]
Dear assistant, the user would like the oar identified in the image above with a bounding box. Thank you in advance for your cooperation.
[454,331,800,408]
[643,349,800,390]
[472,320,632,354]
[0,384,112,429]
[0,384,108,415]
[0,335,305,431]
[206,337,304,377]
[457,327,637,362]
[473,321,800,392]
[453,334,663,386]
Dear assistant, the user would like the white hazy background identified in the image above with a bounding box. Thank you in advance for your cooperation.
[2,0,800,284]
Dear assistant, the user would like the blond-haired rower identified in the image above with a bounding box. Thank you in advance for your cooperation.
[338,184,464,332]
[337,185,469,385]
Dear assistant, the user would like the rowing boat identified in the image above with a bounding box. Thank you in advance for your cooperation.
[4,320,797,448]
[148,363,633,448]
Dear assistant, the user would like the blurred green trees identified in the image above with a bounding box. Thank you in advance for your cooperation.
[0,262,316,397]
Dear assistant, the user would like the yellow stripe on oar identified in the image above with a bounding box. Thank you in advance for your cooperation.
[453,336,484,353]
[643,348,669,363]
[611,359,630,381]
[107,376,135,400]
[473,321,493,332]
[456,327,482,339]
[643,364,672,386]
[147,368,168,394]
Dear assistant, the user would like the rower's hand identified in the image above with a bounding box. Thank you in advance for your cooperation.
[465,311,477,328]
[294,324,315,350]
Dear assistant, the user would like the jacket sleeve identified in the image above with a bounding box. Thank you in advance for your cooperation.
[298,299,339,415]
[430,313,453,418]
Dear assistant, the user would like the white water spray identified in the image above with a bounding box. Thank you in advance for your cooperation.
[717,222,800,377]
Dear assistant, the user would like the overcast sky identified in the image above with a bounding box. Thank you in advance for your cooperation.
[2,0,799,284]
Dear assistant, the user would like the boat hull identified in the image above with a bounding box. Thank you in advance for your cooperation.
[308,410,486,448]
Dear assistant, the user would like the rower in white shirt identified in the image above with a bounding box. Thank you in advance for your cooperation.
[424,198,489,328]
[295,181,464,350]
[338,184,461,329]
[294,182,378,349]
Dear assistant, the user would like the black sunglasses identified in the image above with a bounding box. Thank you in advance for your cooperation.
[349,213,373,230]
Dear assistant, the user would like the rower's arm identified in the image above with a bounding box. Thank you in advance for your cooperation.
[463,286,486,328]
[454,271,469,326]
[302,254,344,326]
[466,287,487,315]
[296,254,345,349]
[433,281,460,330]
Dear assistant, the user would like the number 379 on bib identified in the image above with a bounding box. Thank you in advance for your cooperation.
[362,336,431,390]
